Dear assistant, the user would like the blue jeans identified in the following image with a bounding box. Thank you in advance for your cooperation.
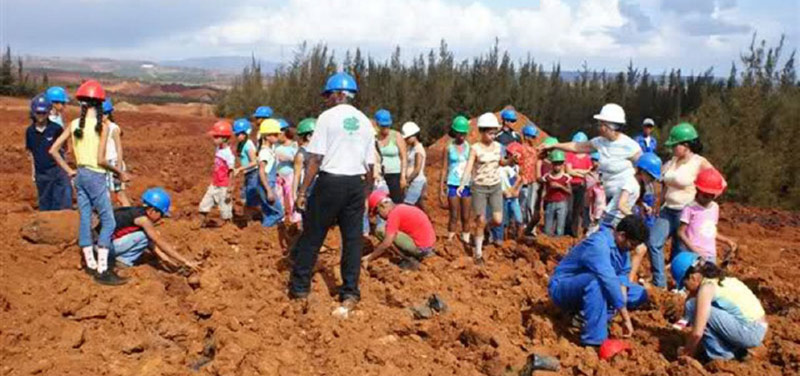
[75,168,115,248]
[647,208,683,288]
[242,170,261,207]
[404,178,426,205]
[35,167,72,211]
[549,273,645,346]
[545,200,568,236]
[684,298,767,360]
[113,231,150,266]
[491,197,523,241]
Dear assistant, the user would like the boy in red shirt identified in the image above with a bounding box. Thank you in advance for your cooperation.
[363,190,435,269]
[198,121,236,227]
[543,150,571,236]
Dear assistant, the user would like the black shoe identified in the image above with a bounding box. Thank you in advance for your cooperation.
[289,290,309,300]
[397,257,420,271]
[94,270,128,286]
[82,266,98,278]
[475,257,485,266]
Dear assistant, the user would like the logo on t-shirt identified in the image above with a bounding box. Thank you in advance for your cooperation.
[343,116,360,133]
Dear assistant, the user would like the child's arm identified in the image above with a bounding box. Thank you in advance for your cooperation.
[137,217,199,271]
[457,148,477,194]
[617,190,632,216]
[113,127,124,172]
[629,244,647,282]
[678,223,701,255]
[49,125,75,177]
[439,147,449,206]
[98,123,130,181]
[292,151,305,198]
[258,161,276,203]
[716,233,738,264]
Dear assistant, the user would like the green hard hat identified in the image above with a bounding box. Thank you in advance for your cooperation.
[297,118,316,135]
[543,136,559,146]
[549,150,566,163]
[664,122,699,147]
[451,116,470,134]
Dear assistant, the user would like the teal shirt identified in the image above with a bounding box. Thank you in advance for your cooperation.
[239,140,257,172]
[379,130,402,174]
[446,141,470,186]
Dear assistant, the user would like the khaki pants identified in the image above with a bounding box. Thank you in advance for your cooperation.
[199,185,233,220]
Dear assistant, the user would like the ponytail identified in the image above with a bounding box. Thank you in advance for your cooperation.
[94,101,103,135]
[74,103,88,139]
[693,261,727,285]
[73,99,103,139]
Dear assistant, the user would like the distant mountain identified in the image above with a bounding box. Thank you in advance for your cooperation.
[159,56,282,74]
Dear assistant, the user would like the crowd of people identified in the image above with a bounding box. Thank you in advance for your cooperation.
[23,73,766,363]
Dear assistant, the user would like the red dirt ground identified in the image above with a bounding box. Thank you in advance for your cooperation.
[1,97,798,375]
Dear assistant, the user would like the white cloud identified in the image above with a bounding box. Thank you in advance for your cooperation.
[85,0,791,72]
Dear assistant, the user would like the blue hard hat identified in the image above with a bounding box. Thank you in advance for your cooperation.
[522,124,539,137]
[45,86,69,103]
[233,118,252,135]
[102,98,114,114]
[277,118,290,130]
[31,93,52,114]
[671,252,701,289]
[142,187,172,216]
[323,72,358,94]
[636,152,662,180]
[253,106,273,119]
[572,131,588,143]
[590,152,600,160]
[501,109,517,122]
[374,109,392,127]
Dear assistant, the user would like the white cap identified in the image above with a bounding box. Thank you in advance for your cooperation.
[477,113,501,129]
[593,103,626,126]
[642,118,655,126]
[401,122,420,138]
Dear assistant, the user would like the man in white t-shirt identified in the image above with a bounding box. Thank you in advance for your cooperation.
[290,72,376,309]
[541,103,642,227]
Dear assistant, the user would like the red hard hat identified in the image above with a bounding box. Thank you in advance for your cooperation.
[368,190,389,213]
[695,167,727,196]
[75,79,106,101]
[599,339,631,361]
[506,142,524,156]
[208,120,233,137]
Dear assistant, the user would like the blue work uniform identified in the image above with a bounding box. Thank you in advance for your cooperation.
[25,120,72,211]
[634,134,657,154]
[548,226,648,345]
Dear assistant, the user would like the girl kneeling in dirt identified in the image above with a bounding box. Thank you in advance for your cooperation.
[362,191,436,270]
[548,216,650,346]
[50,80,130,285]
[671,252,767,361]
[458,113,504,265]
[111,188,199,273]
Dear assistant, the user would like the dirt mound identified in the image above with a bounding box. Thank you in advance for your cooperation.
[1,96,798,375]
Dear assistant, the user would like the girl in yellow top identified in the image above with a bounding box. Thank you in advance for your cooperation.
[672,252,767,361]
[50,80,129,285]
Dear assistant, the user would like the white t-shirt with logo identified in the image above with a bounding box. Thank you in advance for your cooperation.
[306,104,376,176]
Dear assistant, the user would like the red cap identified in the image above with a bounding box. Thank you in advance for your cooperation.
[368,190,390,213]
[75,79,106,101]
[599,339,632,361]
[506,142,524,157]
[208,120,233,137]
[695,167,727,196]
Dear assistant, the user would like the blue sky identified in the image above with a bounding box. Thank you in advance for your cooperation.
[1,0,797,73]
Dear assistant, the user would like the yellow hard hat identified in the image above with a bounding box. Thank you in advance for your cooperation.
[259,119,281,135]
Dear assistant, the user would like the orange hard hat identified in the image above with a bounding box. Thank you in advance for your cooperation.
[368,190,390,213]
[506,142,524,157]
[208,120,233,137]
[695,167,727,196]
[599,339,631,361]
[75,79,106,101]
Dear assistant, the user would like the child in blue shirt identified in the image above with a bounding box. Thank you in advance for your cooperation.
[25,94,72,210]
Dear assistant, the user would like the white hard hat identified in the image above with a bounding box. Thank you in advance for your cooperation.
[477,112,500,129]
[593,103,626,126]
[642,118,655,126]
[401,122,420,138]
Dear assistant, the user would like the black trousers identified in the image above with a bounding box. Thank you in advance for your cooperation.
[384,173,403,203]
[289,172,366,300]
